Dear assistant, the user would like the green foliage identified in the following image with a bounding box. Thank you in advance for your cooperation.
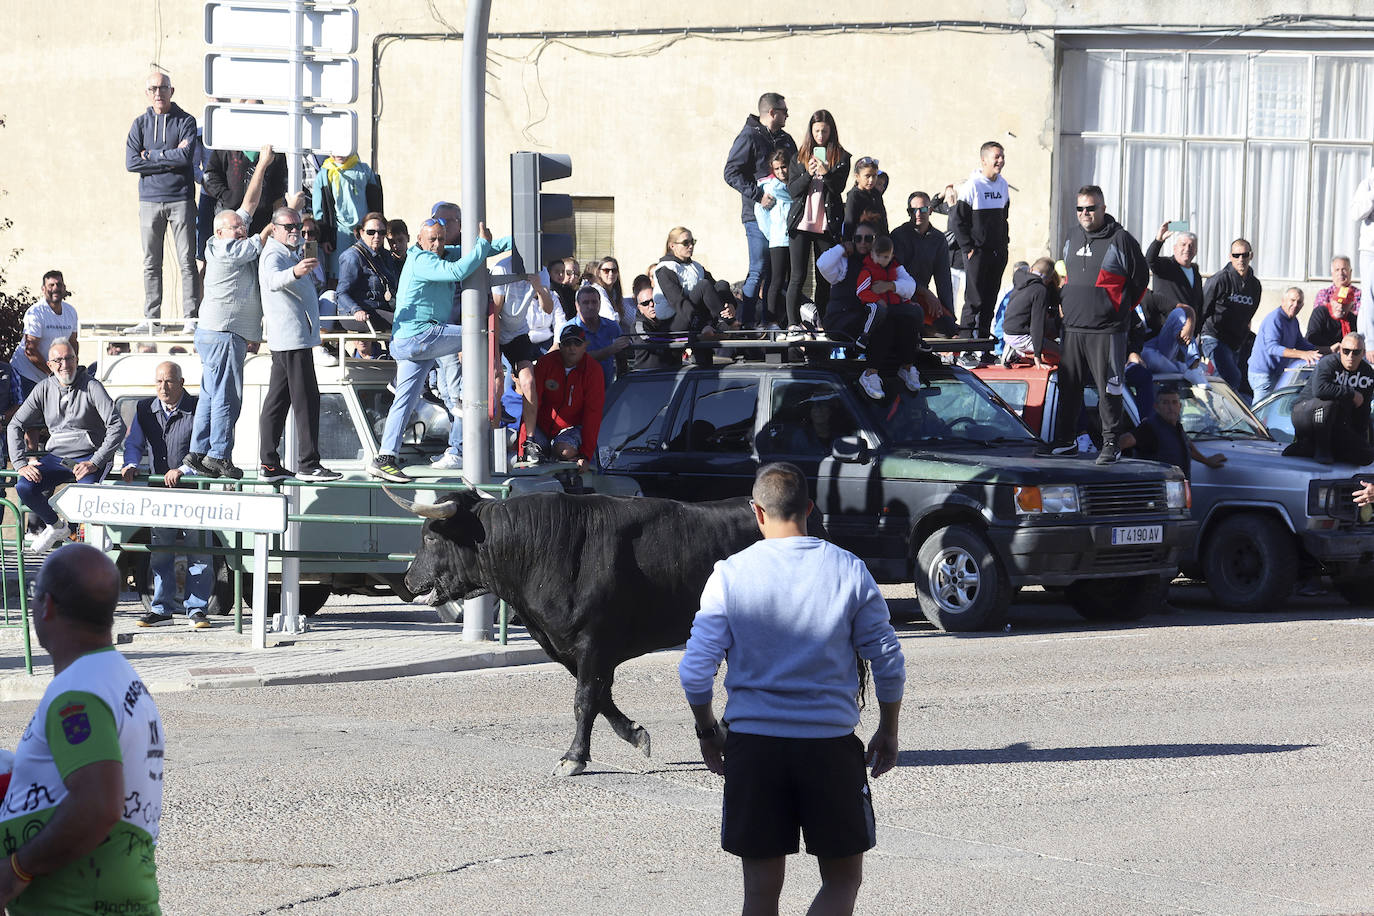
[0,114,28,360]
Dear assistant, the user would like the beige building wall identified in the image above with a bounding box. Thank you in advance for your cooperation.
[0,1,1365,323]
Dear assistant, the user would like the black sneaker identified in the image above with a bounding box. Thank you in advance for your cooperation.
[298,465,342,482]
[1095,442,1122,465]
[138,611,173,627]
[523,440,546,465]
[259,463,294,483]
[202,456,244,479]
[183,452,212,476]
[956,353,982,369]
[1035,442,1079,458]
[368,454,412,483]
[188,611,212,629]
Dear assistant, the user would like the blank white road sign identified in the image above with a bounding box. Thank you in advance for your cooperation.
[203,103,357,154]
[204,2,359,54]
[205,53,358,104]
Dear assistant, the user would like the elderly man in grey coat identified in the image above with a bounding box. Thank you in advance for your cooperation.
[257,206,339,482]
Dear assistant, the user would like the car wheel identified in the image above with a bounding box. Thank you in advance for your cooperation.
[1332,576,1374,607]
[239,575,332,618]
[1201,513,1297,611]
[914,524,1010,632]
[1066,574,1164,621]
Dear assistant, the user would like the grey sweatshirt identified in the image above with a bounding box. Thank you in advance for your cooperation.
[7,369,126,467]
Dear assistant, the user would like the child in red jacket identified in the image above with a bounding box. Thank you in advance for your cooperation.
[856,236,922,392]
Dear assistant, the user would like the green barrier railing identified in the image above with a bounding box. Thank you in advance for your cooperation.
[0,497,33,675]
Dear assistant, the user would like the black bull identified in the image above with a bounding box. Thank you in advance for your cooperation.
[389,488,820,776]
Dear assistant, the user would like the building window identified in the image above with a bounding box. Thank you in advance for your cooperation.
[1058,48,1374,281]
[572,197,614,268]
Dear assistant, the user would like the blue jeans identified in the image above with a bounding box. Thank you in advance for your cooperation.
[151,527,210,618]
[1200,335,1245,398]
[381,324,464,457]
[191,328,247,460]
[16,453,105,527]
[741,220,770,323]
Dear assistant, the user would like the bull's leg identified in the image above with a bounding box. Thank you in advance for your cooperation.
[554,664,604,777]
[599,679,652,759]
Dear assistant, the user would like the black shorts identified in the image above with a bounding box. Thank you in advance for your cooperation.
[721,730,876,860]
[500,334,539,369]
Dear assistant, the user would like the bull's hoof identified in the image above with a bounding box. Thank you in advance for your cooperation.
[633,728,652,758]
[553,757,586,777]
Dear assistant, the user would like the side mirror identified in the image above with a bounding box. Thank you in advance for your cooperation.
[832,435,870,464]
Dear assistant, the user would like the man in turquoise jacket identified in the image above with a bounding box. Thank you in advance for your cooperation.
[369,217,510,482]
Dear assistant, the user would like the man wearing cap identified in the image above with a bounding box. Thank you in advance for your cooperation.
[519,324,605,468]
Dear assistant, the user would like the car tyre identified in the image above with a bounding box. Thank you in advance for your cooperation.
[1065,574,1164,621]
[1332,575,1374,607]
[1201,513,1297,611]
[914,524,1010,632]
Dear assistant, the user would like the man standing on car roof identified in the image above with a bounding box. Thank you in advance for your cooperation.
[1038,185,1149,465]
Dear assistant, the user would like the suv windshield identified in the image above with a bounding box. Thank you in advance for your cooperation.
[860,372,1035,447]
[1177,381,1271,441]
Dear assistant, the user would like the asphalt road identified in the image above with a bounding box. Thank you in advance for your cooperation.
[1,584,1371,915]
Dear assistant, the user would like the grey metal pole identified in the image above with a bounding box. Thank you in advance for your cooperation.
[279,0,306,634]
[460,0,494,642]
[286,0,305,201]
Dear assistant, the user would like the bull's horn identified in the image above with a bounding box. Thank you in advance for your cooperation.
[382,486,458,519]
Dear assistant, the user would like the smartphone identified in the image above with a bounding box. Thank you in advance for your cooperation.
[1167,220,1190,233]
[302,240,319,261]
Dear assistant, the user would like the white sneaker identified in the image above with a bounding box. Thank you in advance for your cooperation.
[859,372,885,400]
[430,452,463,470]
[178,321,196,335]
[122,320,156,335]
[29,523,67,554]
[898,366,922,391]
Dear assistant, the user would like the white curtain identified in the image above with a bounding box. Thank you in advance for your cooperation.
[1247,142,1308,278]
[1126,53,1182,135]
[1250,55,1309,139]
[1124,140,1182,245]
[1061,50,1124,134]
[1058,137,1120,247]
[1313,57,1372,141]
[1188,54,1246,137]
[1310,146,1373,277]
[1186,142,1244,271]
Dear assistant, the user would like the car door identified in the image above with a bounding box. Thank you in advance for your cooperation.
[597,373,683,496]
[653,371,762,502]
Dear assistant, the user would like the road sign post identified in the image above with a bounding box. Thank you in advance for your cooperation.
[53,485,289,650]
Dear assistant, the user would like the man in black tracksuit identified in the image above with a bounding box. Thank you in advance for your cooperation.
[1200,240,1262,398]
[951,142,1010,342]
[723,93,797,327]
[1039,185,1149,464]
[1285,334,1374,465]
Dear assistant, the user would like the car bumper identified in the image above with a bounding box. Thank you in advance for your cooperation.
[1300,528,1374,565]
[990,519,1199,586]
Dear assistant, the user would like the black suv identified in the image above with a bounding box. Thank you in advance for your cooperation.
[597,358,1197,631]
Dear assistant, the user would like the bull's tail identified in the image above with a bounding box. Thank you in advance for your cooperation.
[855,651,871,710]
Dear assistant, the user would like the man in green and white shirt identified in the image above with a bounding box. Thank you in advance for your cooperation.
[0,544,164,915]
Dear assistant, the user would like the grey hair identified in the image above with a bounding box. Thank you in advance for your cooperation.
[1173,232,1198,248]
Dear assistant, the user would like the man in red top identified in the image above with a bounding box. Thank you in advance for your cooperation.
[520,324,605,469]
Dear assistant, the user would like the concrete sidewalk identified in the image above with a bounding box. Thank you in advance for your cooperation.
[0,594,550,702]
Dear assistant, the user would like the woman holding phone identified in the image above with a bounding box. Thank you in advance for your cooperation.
[785,110,851,333]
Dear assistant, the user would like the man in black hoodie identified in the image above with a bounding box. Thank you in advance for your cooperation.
[723,93,797,328]
[1200,239,1262,399]
[1285,332,1374,465]
[1038,185,1149,464]
[125,71,199,333]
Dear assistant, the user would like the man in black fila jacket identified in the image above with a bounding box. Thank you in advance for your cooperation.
[1038,185,1149,465]
[1286,332,1374,466]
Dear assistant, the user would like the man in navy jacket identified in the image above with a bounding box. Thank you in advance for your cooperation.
[723,93,796,327]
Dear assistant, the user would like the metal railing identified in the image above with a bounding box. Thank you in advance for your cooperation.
[0,497,33,675]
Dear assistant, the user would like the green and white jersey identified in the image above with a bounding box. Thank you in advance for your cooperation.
[0,646,163,915]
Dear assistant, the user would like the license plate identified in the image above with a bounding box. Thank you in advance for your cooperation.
[1111,525,1163,546]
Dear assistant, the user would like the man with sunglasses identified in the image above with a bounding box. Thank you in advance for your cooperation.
[1039,185,1149,464]
[890,191,957,337]
[1200,239,1262,399]
[1246,287,1321,404]
[125,71,199,335]
[7,340,124,553]
[1286,332,1374,466]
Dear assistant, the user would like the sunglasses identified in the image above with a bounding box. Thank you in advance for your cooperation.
[1075,205,1100,213]
[856,157,879,169]
[675,239,696,247]
[1341,347,1362,355]
[1231,252,1252,259]
[854,233,876,242]
[275,222,302,230]
[301,230,319,238]
[908,206,931,215]
[600,266,618,274]
[363,229,385,236]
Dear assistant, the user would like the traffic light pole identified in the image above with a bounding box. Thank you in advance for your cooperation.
[459,0,495,642]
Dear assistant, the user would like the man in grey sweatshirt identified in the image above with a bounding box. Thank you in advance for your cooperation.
[680,462,906,915]
[7,340,125,553]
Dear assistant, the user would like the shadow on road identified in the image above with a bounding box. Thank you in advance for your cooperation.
[897,741,1315,767]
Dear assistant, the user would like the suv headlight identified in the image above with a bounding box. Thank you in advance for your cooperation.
[1014,484,1079,515]
[1165,479,1189,509]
